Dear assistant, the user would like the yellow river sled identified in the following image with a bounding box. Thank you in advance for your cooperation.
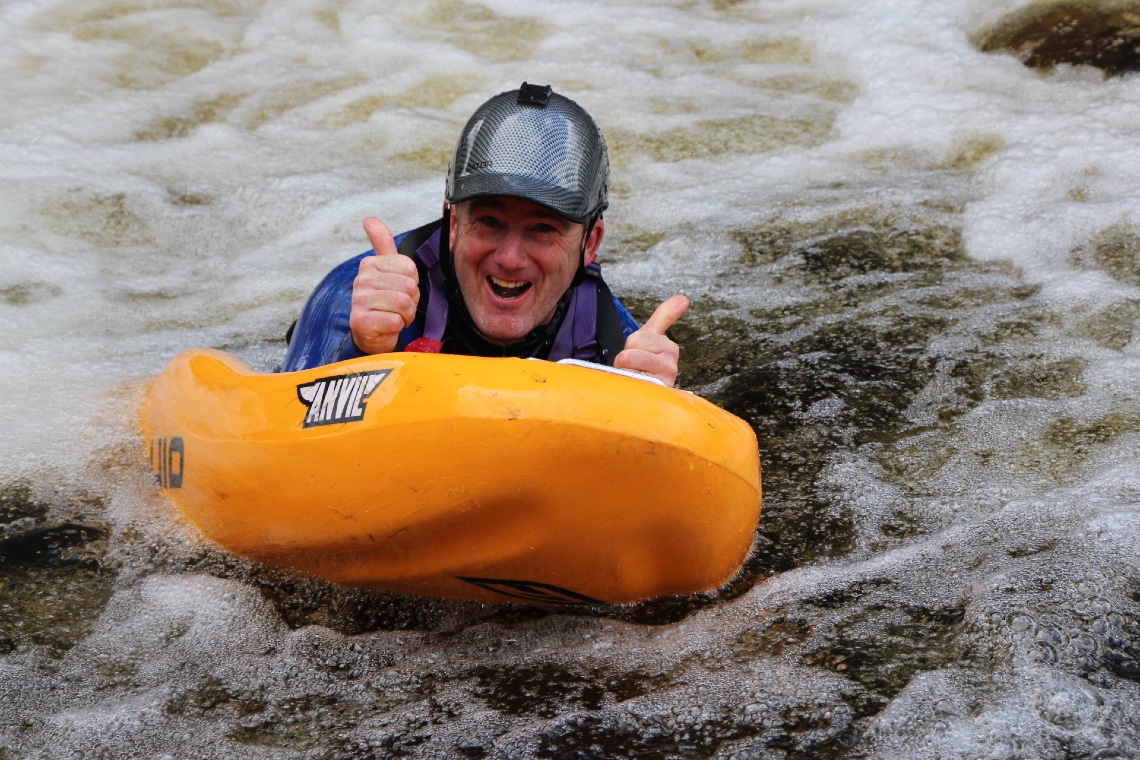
[140,349,762,605]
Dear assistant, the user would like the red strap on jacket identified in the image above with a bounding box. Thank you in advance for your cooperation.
[405,337,443,354]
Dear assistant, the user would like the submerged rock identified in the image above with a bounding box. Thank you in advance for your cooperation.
[0,480,114,655]
[978,1,1140,77]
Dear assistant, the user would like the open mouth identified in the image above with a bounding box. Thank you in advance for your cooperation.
[488,276,532,300]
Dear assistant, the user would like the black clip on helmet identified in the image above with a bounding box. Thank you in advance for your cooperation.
[445,82,609,226]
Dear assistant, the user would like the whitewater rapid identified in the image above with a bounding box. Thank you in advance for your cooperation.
[2,0,1139,757]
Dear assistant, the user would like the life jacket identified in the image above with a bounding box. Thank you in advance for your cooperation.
[282,219,638,372]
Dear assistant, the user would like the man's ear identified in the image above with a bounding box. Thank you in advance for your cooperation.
[583,218,604,267]
[447,202,457,249]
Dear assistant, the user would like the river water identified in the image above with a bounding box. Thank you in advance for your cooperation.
[3,0,1140,757]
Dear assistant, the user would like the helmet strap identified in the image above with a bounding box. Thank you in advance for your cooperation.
[439,202,453,274]
[571,215,600,287]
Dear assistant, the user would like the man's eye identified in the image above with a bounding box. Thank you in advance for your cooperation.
[477,216,501,227]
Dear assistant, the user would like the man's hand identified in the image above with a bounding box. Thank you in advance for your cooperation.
[349,218,421,355]
[614,294,689,387]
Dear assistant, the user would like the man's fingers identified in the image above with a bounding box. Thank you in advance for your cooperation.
[354,257,419,325]
[641,294,690,335]
[615,295,687,386]
[349,307,404,355]
[613,343,680,387]
[363,217,398,256]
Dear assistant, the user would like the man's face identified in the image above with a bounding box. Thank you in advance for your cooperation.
[449,196,603,345]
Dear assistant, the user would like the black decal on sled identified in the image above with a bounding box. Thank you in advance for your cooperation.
[457,576,603,605]
[149,436,185,489]
[297,369,391,428]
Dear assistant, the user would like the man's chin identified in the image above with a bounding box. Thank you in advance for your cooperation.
[471,314,535,346]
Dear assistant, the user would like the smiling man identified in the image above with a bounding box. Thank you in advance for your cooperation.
[283,83,687,386]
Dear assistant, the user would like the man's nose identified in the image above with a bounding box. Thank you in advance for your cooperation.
[494,229,529,268]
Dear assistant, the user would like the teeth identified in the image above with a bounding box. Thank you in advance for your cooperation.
[490,277,527,289]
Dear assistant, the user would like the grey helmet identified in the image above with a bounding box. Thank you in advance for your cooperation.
[445,83,609,225]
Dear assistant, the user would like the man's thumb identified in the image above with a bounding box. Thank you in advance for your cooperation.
[642,294,690,335]
[363,217,397,256]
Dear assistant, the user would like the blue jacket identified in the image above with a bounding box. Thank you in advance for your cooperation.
[283,219,639,372]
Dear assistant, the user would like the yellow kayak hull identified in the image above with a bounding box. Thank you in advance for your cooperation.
[140,349,762,605]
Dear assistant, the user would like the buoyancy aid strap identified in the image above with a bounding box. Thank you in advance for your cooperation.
[549,270,599,361]
[396,219,449,343]
[394,219,438,255]
[574,275,599,359]
[417,232,449,343]
[593,271,628,367]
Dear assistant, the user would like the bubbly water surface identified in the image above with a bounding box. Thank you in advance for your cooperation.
[2,0,1140,757]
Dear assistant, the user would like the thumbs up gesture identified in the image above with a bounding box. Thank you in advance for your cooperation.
[614,294,689,387]
[349,217,422,355]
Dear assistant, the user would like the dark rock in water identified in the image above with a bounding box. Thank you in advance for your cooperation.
[978,1,1140,77]
[0,480,114,655]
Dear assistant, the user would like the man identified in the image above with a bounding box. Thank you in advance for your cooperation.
[283,83,687,386]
